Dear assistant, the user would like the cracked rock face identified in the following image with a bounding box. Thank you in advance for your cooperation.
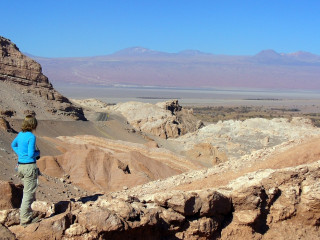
[0,36,86,120]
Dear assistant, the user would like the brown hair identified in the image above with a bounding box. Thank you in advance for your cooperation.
[21,115,38,132]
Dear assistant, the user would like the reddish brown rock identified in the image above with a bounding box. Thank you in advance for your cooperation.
[9,212,72,240]
[0,181,23,210]
[154,191,202,216]
[77,208,124,232]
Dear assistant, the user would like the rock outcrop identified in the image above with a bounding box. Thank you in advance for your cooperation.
[108,99,202,138]
[0,36,86,120]
[219,161,320,239]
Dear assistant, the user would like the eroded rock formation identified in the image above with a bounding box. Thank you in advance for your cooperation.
[37,135,200,193]
[174,117,320,165]
[0,36,86,120]
[108,99,203,138]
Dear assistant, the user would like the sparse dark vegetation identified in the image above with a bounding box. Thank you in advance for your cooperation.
[305,113,320,127]
[187,106,320,127]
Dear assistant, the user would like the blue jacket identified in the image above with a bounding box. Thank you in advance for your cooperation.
[11,132,40,164]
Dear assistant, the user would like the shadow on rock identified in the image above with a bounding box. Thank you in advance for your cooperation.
[78,194,103,204]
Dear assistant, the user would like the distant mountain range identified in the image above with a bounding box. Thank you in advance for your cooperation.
[28,47,320,90]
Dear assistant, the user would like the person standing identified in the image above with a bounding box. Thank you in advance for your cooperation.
[11,115,40,226]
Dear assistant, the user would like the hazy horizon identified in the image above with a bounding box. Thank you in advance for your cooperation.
[25,46,320,59]
[32,48,320,90]
[55,84,320,113]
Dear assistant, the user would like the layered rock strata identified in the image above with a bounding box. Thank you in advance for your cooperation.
[0,36,85,120]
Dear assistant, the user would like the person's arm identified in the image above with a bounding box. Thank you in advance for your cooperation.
[11,135,19,155]
[28,135,40,158]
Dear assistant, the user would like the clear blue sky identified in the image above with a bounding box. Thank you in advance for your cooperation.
[1,0,320,57]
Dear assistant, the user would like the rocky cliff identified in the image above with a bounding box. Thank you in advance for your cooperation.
[0,36,85,120]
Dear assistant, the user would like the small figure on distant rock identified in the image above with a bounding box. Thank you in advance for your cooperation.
[11,115,41,226]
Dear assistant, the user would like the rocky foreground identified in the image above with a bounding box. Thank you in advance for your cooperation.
[1,158,319,239]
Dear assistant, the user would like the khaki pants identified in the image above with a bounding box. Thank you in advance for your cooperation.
[18,163,38,224]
